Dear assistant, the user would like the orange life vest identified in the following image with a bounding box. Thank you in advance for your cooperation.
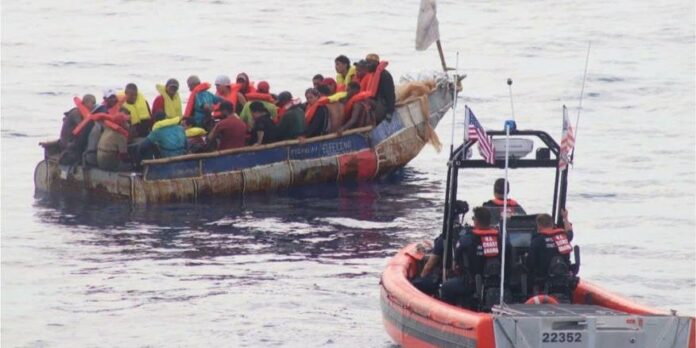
[539,228,573,255]
[491,198,520,207]
[236,82,257,95]
[183,82,211,118]
[367,61,388,98]
[72,96,127,137]
[472,228,500,257]
[525,295,559,305]
[343,91,372,122]
[245,92,275,103]
[212,85,241,119]
[305,97,329,125]
[359,74,372,92]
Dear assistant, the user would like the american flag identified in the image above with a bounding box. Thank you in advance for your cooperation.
[465,106,495,164]
[559,105,575,170]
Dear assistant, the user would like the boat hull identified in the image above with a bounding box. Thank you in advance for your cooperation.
[380,243,696,348]
[35,82,453,204]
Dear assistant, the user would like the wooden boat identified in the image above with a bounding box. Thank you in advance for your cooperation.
[34,79,453,204]
[380,127,695,347]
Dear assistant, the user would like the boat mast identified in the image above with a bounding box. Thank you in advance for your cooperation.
[499,79,516,306]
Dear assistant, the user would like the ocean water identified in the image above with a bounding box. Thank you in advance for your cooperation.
[1,0,694,347]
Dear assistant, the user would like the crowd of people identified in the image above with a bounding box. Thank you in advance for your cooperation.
[413,179,579,309]
[57,53,396,172]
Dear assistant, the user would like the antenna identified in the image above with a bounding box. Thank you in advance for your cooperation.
[449,52,460,155]
[507,78,516,121]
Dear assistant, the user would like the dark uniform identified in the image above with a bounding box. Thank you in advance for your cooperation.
[526,227,575,299]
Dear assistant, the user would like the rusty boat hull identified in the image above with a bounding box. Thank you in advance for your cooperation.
[35,82,453,204]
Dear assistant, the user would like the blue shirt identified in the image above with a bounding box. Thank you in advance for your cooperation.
[147,125,187,157]
[192,91,221,127]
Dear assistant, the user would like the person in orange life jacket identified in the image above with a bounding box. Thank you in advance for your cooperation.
[185,75,221,130]
[207,101,248,150]
[483,178,527,216]
[214,75,247,115]
[236,73,256,95]
[249,101,278,146]
[84,89,120,167]
[312,74,324,89]
[59,94,97,165]
[246,81,276,103]
[97,112,130,172]
[124,83,153,138]
[304,87,329,138]
[339,82,376,133]
[440,207,501,305]
[321,77,338,95]
[274,91,306,141]
[354,60,371,92]
[365,53,395,122]
[412,200,469,296]
[152,78,180,116]
[526,210,574,291]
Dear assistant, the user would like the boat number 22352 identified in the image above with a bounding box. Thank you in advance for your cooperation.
[542,332,582,343]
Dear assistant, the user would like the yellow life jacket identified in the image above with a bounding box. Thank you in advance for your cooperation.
[185,127,207,137]
[119,92,151,125]
[328,91,347,103]
[336,65,356,87]
[152,116,181,131]
[155,84,183,119]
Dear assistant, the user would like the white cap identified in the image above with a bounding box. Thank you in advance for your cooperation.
[215,75,231,86]
[103,88,118,99]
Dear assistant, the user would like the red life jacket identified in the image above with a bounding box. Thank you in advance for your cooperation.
[359,74,372,92]
[472,228,500,257]
[343,91,372,122]
[237,82,257,95]
[184,82,211,118]
[367,61,388,98]
[212,85,241,119]
[245,92,275,103]
[491,198,520,207]
[305,97,329,125]
[539,228,573,255]
[72,96,127,137]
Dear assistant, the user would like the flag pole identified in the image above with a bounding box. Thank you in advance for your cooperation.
[436,40,449,72]
[570,42,591,163]
[449,51,460,155]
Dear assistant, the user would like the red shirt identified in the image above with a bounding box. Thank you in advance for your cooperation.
[210,116,247,150]
[152,96,164,115]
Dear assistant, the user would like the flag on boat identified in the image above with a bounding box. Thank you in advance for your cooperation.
[415,0,440,51]
[464,106,496,164]
[559,105,575,170]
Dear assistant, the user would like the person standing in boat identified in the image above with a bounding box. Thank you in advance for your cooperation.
[526,209,576,299]
[58,94,97,165]
[303,88,329,138]
[249,101,278,146]
[365,53,395,123]
[184,75,221,130]
[335,55,356,92]
[137,111,187,161]
[440,207,501,307]
[152,78,182,119]
[207,101,247,150]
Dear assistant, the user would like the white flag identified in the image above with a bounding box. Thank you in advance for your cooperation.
[415,0,440,51]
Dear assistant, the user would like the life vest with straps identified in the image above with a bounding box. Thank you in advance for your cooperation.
[185,127,207,137]
[367,61,389,98]
[238,82,257,95]
[275,99,301,124]
[305,97,329,125]
[336,65,357,92]
[72,96,127,137]
[212,85,241,119]
[328,91,347,103]
[539,228,573,255]
[155,84,183,119]
[120,92,151,125]
[359,73,372,92]
[472,228,500,257]
[184,82,211,118]
[245,92,275,103]
[491,198,520,207]
[343,91,372,122]
[151,116,182,131]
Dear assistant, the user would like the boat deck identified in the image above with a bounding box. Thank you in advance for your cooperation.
[493,304,637,318]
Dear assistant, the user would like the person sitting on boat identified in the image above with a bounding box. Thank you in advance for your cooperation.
[245,81,276,104]
[152,78,182,119]
[340,82,376,133]
[122,83,152,139]
[214,75,246,116]
[59,94,97,165]
[83,89,120,167]
[249,101,278,146]
[412,200,469,296]
[312,74,324,89]
[365,53,396,123]
[303,88,329,138]
[354,60,372,92]
[96,112,131,172]
[274,91,306,141]
[526,210,576,301]
[238,95,278,130]
[321,78,348,103]
[440,207,501,307]
[184,75,221,130]
[207,101,247,151]
[482,178,527,224]
[235,73,256,96]
[137,111,187,161]
[335,54,356,92]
